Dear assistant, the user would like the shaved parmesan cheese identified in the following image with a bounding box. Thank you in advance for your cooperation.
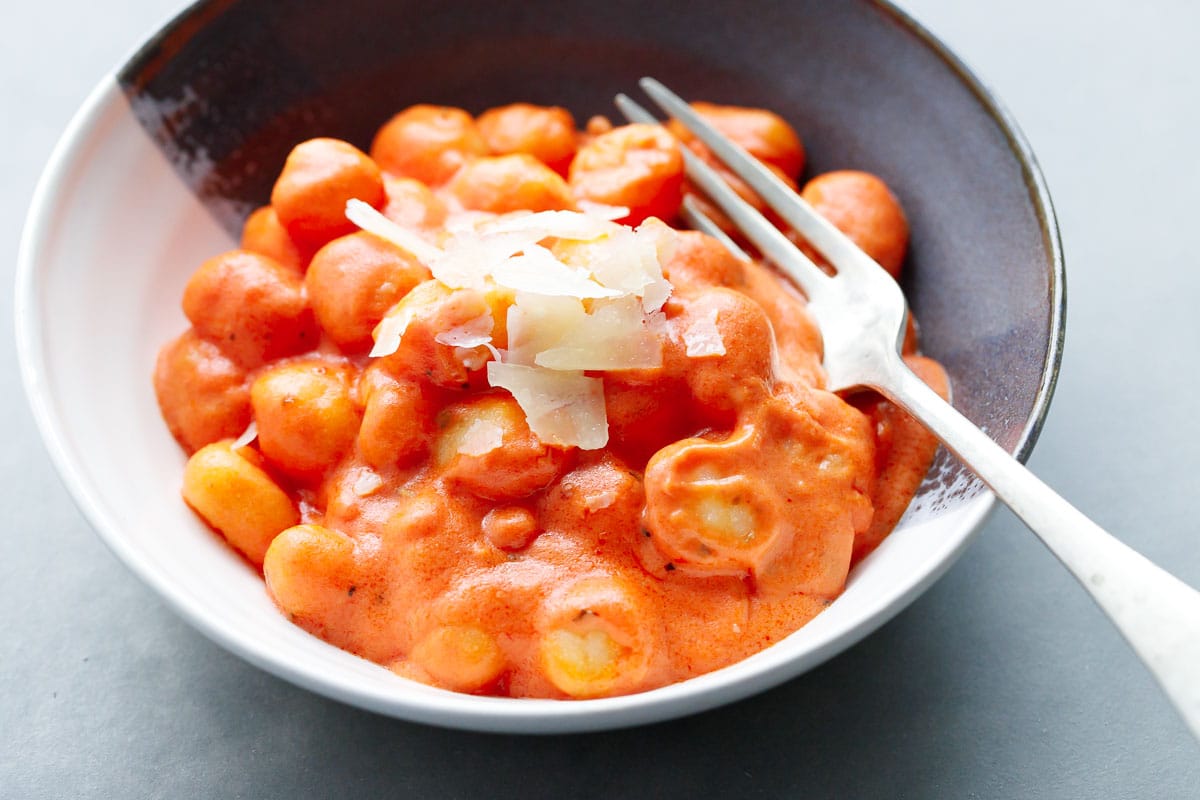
[640,273,673,314]
[582,487,619,512]
[487,363,608,450]
[505,295,586,366]
[430,230,529,290]
[458,418,506,456]
[361,202,679,447]
[455,348,491,371]
[638,217,679,259]
[491,244,621,298]
[370,281,449,357]
[636,220,677,312]
[479,210,622,242]
[434,314,494,348]
[533,295,662,371]
[435,314,498,371]
[232,421,257,451]
[684,307,726,357]
[506,294,661,371]
[443,209,499,234]
[636,218,678,312]
[554,226,673,312]
[371,313,412,358]
[345,199,443,263]
[576,200,630,220]
[353,471,384,497]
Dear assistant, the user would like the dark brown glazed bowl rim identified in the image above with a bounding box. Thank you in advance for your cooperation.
[872,1,1065,464]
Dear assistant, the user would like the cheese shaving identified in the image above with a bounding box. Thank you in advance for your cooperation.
[505,294,662,371]
[434,314,494,348]
[352,471,384,497]
[443,209,500,234]
[431,230,533,290]
[455,347,492,371]
[684,307,726,357]
[554,226,672,313]
[370,312,411,358]
[345,199,443,263]
[486,363,608,450]
[458,419,506,456]
[479,209,622,242]
[575,200,631,220]
[505,295,585,366]
[491,244,622,298]
[635,218,677,312]
[231,420,257,451]
[356,206,682,449]
[582,487,619,512]
[370,281,449,357]
[435,314,498,371]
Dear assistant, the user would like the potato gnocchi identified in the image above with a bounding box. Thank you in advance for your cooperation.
[154,100,946,698]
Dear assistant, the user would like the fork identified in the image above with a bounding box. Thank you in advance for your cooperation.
[616,78,1200,739]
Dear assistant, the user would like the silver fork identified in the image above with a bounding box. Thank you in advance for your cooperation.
[617,77,1200,739]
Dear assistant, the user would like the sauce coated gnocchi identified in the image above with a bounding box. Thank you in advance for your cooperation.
[154,99,946,698]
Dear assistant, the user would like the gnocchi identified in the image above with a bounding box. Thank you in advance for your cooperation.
[154,99,944,699]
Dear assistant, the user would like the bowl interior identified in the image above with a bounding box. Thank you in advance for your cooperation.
[18,0,1061,732]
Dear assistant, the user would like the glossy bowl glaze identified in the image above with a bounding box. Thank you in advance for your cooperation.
[16,0,1063,732]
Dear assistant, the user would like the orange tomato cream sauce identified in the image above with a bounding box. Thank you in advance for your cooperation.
[154,101,947,699]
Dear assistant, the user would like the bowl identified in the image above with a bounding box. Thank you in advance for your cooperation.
[15,0,1063,733]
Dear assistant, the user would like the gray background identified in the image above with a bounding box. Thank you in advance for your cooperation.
[3,0,1197,797]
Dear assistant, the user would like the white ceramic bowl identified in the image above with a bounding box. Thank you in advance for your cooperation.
[16,0,1062,733]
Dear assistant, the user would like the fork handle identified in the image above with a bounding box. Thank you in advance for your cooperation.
[879,357,1200,740]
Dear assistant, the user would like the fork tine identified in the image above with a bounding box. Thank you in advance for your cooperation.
[679,195,751,261]
[614,93,828,298]
[638,77,879,278]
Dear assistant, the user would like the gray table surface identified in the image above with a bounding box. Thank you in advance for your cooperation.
[3,0,1198,797]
